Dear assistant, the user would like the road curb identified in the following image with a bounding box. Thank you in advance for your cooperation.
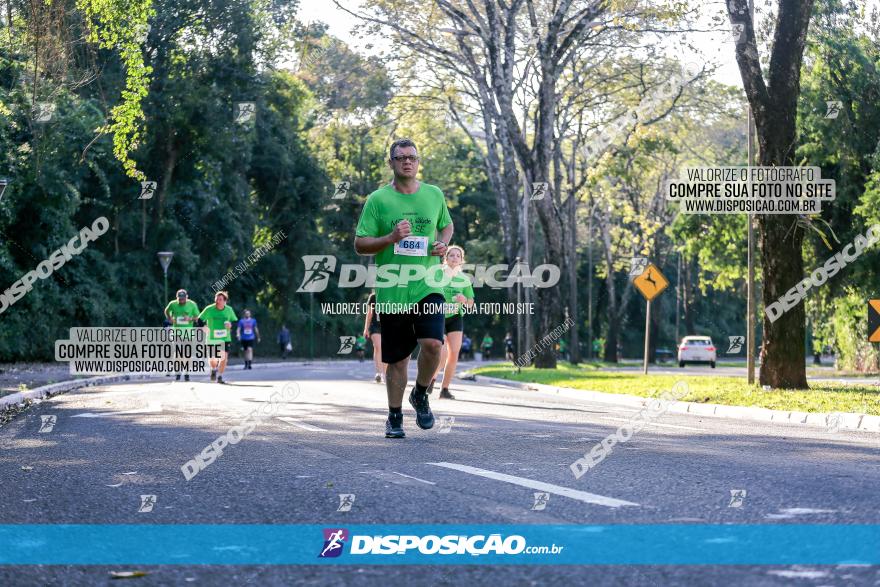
[0,373,158,411]
[0,359,323,412]
[467,373,879,433]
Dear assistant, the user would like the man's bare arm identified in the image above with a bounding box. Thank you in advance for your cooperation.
[438,223,453,245]
[355,234,394,256]
[355,220,412,255]
[431,222,454,256]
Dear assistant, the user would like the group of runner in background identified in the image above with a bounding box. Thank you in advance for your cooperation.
[161,272,514,390]
[163,289,261,384]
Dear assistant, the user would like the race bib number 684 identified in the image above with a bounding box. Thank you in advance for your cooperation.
[394,236,428,257]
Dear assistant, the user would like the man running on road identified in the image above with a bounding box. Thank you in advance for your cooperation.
[164,288,199,381]
[354,138,453,438]
[237,308,260,370]
[198,291,237,384]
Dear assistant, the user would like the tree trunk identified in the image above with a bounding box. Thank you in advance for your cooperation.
[567,190,581,364]
[728,0,813,389]
[601,218,619,363]
[683,254,697,335]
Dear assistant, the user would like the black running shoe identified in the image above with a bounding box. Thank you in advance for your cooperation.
[184,374,190,382]
[385,412,405,438]
[175,374,181,381]
[218,376,226,384]
[439,387,455,400]
[408,387,435,430]
[210,370,217,382]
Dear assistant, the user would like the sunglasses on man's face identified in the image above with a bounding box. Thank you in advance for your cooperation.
[391,155,420,163]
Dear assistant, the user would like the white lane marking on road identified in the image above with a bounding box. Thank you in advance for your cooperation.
[599,416,703,432]
[767,570,830,579]
[72,402,162,418]
[358,470,434,487]
[764,508,836,520]
[427,462,639,508]
[276,417,327,432]
[391,471,436,485]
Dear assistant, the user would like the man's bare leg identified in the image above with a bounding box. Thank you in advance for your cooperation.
[385,357,409,408]
[384,357,409,438]
[432,337,448,383]
[217,351,229,383]
[417,338,442,390]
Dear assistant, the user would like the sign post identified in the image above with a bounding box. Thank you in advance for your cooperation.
[633,263,669,375]
[643,300,652,375]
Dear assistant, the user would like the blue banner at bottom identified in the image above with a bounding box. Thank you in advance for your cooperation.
[1,525,878,565]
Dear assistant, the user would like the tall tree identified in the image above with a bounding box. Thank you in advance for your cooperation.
[727,0,815,388]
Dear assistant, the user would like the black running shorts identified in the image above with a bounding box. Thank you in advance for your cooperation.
[378,293,445,364]
[240,339,255,350]
[444,314,463,334]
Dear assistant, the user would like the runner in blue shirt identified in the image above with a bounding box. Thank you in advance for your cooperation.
[236,309,261,370]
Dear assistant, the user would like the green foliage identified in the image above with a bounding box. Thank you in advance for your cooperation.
[828,288,880,371]
[76,0,155,179]
[473,363,880,414]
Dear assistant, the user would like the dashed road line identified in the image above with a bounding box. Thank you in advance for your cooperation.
[391,471,436,485]
[599,416,704,432]
[71,402,162,418]
[276,417,327,432]
[427,462,639,508]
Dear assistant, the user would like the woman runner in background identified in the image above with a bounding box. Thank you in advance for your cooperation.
[432,245,474,399]
[364,290,385,383]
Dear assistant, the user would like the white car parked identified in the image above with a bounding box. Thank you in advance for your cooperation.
[678,336,716,368]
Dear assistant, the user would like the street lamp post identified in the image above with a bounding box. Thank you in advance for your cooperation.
[157,251,174,304]
[516,256,523,369]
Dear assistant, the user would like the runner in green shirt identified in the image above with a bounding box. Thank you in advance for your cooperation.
[431,245,474,399]
[354,138,454,439]
[164,289,199,381]
[355,334,367,362]
[198,290,238,384]
[481,334,494,361]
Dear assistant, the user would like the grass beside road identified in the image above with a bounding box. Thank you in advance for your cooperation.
[470,362,880,415]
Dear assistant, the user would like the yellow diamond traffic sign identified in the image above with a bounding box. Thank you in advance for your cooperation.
[869,300,880,342]
[633,263,669,301]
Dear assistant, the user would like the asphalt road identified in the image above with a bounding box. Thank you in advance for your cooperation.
[1,361,879,586]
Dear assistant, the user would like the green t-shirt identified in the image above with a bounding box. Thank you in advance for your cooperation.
[442,271,475,318]
[198,303,238,342]
[482,336,493,349]
[355,182,452,311]
[165,299,200,329]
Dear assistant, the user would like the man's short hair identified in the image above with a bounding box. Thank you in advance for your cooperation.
[389,138,418,159]
[215,291,229,301]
